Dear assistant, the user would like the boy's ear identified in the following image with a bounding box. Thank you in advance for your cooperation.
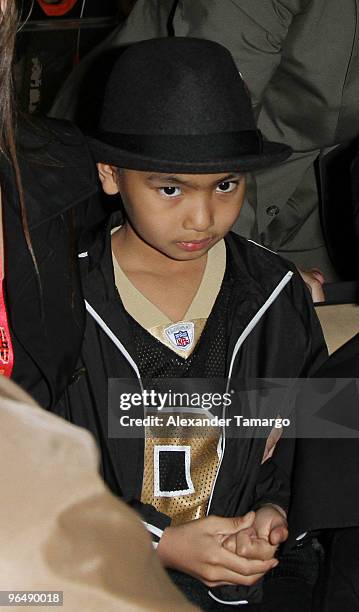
[97,163,120,195]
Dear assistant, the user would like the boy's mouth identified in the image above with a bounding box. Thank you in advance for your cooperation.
[176,237,214,252]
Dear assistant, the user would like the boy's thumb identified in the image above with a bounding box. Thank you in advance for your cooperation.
[221,511,255,535]
[269,524,288,546]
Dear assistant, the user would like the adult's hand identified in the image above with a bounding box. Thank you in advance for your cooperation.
[299,268,325,303]
[254,504,288,547]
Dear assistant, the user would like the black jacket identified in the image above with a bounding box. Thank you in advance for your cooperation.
[288,333,359,538]
[56,222,327,529]
[5,116,102,408]
[286,335,359,611]
[55,223,327,605]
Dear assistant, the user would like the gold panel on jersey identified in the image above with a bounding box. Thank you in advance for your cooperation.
[141,414,220,525]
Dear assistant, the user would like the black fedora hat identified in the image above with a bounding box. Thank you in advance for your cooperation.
[89,37,291,173]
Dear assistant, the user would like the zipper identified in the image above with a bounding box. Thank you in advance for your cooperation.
[206,270,294,514]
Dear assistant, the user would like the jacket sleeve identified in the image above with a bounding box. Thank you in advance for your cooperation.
[252,439,294,514]
[290,267,329,376]
[253,268,328,513]
[129,500,172,548]
[173,0,306,110]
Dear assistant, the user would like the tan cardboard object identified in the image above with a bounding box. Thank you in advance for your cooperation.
[315,303,359,355]
[0,377,197,612]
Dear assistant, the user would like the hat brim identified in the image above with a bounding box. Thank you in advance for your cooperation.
[88,137,292,173]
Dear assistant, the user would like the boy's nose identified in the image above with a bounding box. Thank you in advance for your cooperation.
[183,198,214,232]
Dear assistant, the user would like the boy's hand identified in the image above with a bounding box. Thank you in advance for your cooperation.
[157,513,279,587]
[254,504,288,547]
[222,527,277,561]
[222,505,288,561]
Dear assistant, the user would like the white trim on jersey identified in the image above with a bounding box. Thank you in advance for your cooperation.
[154,445,194,497]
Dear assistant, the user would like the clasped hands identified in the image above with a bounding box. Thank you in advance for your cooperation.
[157,504,288,588]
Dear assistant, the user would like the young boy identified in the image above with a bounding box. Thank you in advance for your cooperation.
[57,38,327,609]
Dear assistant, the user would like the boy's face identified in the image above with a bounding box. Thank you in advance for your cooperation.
[97,165,246,261]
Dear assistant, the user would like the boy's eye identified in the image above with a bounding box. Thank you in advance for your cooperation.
[216,181,237,193]
[159,186,182,197]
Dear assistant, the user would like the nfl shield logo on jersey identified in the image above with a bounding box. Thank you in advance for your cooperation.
[164,321,195,352]
[174,330,190,347]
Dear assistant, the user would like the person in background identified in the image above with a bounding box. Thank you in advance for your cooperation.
[52,0,359,299]
[170,0,359,284]
[0,0,107,407]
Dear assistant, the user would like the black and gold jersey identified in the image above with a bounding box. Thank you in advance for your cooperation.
[112,239,232,523]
